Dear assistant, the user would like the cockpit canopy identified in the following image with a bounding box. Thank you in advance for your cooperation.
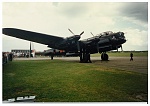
[98,31,113,36]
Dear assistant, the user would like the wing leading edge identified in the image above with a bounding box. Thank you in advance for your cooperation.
[2,28,64,48]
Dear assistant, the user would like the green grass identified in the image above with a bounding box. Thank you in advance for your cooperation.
[91,51,148,57]
[3,60,148,102]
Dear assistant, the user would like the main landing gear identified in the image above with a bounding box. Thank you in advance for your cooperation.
[79,52,92,63]
[79,43,108,62]
[79,47,92,63]
[79,52,109,62]
[101,52,109,61]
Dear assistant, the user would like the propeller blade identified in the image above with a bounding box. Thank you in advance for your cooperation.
[97,43,99,53]
[116,45,118,52]
[90,32,94,37]
[121,45,123,52]
[77,41,80,52]
[68,28,74,35]
[80,31,84,36]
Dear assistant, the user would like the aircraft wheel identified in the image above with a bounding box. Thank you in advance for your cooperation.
[101,53,109,61]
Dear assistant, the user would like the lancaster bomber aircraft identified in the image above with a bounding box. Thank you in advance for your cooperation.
[2,28,126,62]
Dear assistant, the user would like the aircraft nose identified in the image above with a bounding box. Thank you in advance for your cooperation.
[123,38,126,42]
[118,32,126,43]
[120,32,126,39]
[119,32,124,36]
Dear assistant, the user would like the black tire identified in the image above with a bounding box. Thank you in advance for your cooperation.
[101,53,108,61]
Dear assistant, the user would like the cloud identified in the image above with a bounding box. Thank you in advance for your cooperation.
[119,2,148,23]
[122,28,148,51]
[52,2,59,7]
[2,2,148,51]
[55,3,89,18]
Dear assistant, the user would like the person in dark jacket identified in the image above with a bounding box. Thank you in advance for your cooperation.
[130,52,133,61]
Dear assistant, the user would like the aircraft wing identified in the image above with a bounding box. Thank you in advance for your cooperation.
[2,28,64,48]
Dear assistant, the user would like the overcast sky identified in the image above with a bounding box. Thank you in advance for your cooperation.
[2,2,148,52]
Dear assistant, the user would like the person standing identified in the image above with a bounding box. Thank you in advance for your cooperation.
[130,52,133,61]
[51,54,53,60]
[87,53,92,63]
[9,53,13,61]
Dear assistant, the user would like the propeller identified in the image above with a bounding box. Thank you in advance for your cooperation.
[68,28,84,52]
[68,28,84,36]
[120,45,123,52]
[90,32,101,53]
[77,41,80,52]
[90,32,100,39]
[117,46,118,52]
[68,28,75,35]
[80,31,84,36]
[90,32,95,37]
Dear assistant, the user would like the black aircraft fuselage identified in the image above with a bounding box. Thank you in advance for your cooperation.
[2,28,126,62]
[86,31,126,53]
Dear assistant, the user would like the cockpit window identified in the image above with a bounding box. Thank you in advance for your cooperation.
[118,32,125,38]
[97,31,113,36]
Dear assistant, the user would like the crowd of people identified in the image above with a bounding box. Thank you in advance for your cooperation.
[2,52,13,64]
